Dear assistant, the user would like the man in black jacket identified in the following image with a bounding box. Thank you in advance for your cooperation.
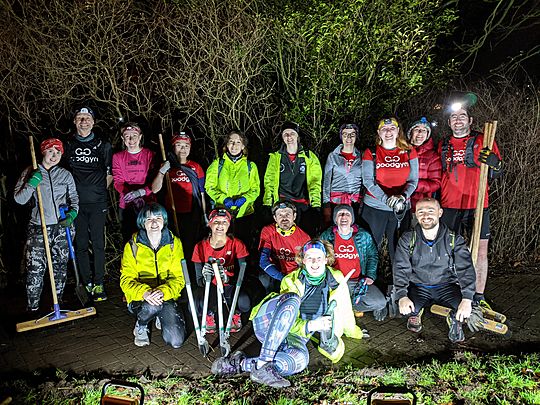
[393,197,475,342]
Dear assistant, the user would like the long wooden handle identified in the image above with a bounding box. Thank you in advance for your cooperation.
[29,136,60,305]
[470,121,497,265]
[158,133,179,235]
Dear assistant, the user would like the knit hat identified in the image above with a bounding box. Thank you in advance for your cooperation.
[171,132,191,146]
[208,208,232,224]
[407,117,432,140]
[377,118,399,130]
[40,138,64,155]
[333,204,355,225]
[281,121,300,136]
[271,200,297,215]
[339,123,359,140]
[74,107,95,119]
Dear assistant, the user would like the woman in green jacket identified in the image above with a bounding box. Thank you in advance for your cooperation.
[211,239,364,388]
[205,130,260,246]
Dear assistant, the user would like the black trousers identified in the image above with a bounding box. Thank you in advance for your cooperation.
[74,202,108,286]
[408,283,462,316]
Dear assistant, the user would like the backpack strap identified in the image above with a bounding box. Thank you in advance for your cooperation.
[464,131,481,168]
[372,150,377,183]
[129,237,139,261]
[217,157,252,177]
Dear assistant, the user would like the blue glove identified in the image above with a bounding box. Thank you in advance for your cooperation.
[223,198,234,209]
[235,197,247,207]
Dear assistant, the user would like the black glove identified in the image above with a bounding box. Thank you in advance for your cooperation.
[467,304,485,333]
[479,148,501,170]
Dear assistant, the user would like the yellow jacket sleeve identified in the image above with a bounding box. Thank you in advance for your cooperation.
[119,242,153,303]
[205,159,227,205]
[263,152,279,206]
[306,150,322,207]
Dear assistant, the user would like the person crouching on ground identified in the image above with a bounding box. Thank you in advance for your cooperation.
[319,204,387,320]
[211,239,364,388]
[393,198,475,343]
[120,203,186,348]
[192,208,251,334]
[14,138,79,312]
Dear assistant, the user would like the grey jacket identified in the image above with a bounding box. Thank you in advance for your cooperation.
[14,164,79,226]
[393,224,476,301]
[322,145,362,204]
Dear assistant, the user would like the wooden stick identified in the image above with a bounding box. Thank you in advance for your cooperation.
[158,133,180,235]
[470,121,497,266]
[29,136,61,306]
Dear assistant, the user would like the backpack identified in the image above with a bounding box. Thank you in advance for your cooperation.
[440,131,480,173]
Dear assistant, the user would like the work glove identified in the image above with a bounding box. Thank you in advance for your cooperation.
[234,197,247,208]
[467,304,485,333]
[58,209,77,227]
[479,148,501,170]
[27,169,43,188]
[124,188,146,204]
[223,197,234,209]
[202,263,214,281]
[387,195,406,212]
[217,263,229,284]
[307,315,332,333]
[159,161,171,175]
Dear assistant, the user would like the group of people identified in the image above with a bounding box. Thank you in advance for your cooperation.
[14,101,502,388]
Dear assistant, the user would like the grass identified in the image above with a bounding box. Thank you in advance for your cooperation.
[0,352,539,404]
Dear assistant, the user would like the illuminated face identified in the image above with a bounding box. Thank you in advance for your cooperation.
[302,248,327,277]
[73,113,94,136]
[410,126,429,146]
[173,140,191,160]
[227,133,244,156]
[122,129,142,151]
[341,128,356,147]
[273,207,296,230]
[144,213,164,234]
[209,218,230,236]
[282,129,299,146]
[448,108,472,137]
[378,124,398,144]
[42,147,62,169]
[415,200,443,230]
[335,209,353,229]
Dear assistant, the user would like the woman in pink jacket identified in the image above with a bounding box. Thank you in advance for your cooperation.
[112,122,156,242]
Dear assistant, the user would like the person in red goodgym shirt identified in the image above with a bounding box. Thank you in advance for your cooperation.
[438,105,502,308]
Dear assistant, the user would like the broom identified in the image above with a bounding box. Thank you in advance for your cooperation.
[16,136,96,332]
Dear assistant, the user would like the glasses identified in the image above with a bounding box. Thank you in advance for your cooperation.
[342,133,356,139]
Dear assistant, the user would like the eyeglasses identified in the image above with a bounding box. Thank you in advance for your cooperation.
[342,133,356,139]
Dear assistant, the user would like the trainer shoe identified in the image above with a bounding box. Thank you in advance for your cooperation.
[446,313,465,343]
[250,362,290,388]
[133,322,150,347]
[211,351,246,376]
[92,284,107,301]
[205,312,216,334]
[155,317,161,331]
[373,306,388,321]
[231,313,242,333]
[354,310,364,318]
[85,284,93,294]
[406,309,423,333]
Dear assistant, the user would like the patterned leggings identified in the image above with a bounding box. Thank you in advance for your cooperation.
[25,224,69,309]
[246,292,309,376]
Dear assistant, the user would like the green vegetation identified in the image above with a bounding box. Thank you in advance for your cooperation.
[1,352,539,404]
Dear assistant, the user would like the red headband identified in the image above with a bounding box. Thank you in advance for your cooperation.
[208,209,232,224]
[40,138,64,155]
[171,133,191,146]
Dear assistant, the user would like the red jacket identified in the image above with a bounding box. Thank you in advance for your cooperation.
[411,138,441,210]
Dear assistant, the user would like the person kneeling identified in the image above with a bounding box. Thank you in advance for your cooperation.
[211,239,364,388]
[393,198,475,343]
[120,203,186,348]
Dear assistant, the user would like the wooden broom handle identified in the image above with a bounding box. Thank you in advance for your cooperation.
[29,136,61,305]
[158,134,180,235]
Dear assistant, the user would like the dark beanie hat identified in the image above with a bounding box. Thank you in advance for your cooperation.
[333,204,355,225]
[281,121,300,136]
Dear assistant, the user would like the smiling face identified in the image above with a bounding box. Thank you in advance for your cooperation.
[173,140,191,161]
[226,133,245,156]
[144,213,164,235]
[282,129,299,147]
[335,208,353,230]
[42,147,62,169]
[73,113,94,136]
[378,124,398,146]
[448,108,473,138]
[302,248,328,277]
[209,218,230,237]
[122,128,142,152]
[341,128,356,148]
[410,126,429,146]
[273,207,296,231]
[415,199,443,230]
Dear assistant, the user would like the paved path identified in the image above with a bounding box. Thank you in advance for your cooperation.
[1,273,538,378]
